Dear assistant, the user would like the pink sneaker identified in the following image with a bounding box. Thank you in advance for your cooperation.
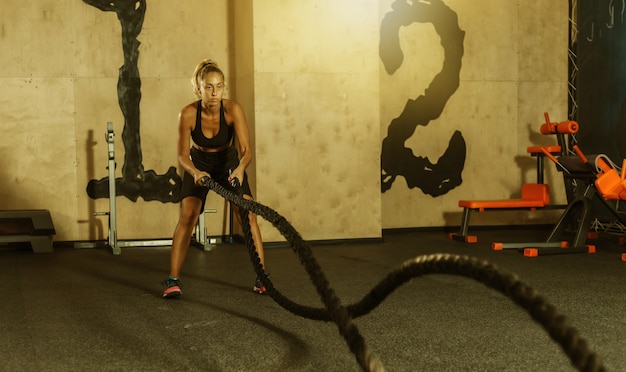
[162,278,182,298]
[253,277,267,295]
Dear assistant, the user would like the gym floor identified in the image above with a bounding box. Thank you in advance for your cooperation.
[2,227,624,371]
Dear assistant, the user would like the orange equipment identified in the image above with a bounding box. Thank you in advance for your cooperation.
[449,112,573,243]
[580,150,626,200]
[502,140,626,258]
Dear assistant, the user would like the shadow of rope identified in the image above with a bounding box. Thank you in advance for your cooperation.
[203,178,605,372]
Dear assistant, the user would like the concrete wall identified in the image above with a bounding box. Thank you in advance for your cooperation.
[380,0,569,229]
[251,0,381,241]
[0,0,568,243]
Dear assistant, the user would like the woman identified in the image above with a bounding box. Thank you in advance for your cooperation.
[162,59,266,298]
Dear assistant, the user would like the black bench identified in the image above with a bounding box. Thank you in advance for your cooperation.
[0,210,56,253]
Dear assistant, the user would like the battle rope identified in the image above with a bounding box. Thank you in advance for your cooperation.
[202,178,605,372]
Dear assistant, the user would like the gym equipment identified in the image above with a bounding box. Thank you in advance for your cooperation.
[196,203,235,250]
[450,112,573,243]
[503,144,626,257]
[489,133,626,258]
[0,210,55,253]
[76,122,172,254]
[77,122,226,254]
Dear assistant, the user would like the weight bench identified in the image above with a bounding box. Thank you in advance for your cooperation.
[449,183,553,243]
[450,112,574,243]
[496,146,626,258]
[0,210,56,253]
[479,144,626,259]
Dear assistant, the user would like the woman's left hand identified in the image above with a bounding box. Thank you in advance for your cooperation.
[228,168,243,187]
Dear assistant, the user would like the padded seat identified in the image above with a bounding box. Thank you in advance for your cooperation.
[450,184,552,243]
[458,184,550,212]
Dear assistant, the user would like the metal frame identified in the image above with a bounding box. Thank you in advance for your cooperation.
[195,208,218,251]
[75,123,169,254]
[76,122,233,254]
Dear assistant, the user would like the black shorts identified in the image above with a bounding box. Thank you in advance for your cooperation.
[180,146,252,209]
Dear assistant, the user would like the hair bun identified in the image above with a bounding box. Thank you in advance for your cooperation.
[203,59,218,68]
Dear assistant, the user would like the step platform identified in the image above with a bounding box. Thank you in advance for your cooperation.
[0,210,56,253]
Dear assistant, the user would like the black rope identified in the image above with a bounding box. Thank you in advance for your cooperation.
[203,178,605,372]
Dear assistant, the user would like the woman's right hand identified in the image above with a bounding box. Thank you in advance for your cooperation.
[193,171,211,186]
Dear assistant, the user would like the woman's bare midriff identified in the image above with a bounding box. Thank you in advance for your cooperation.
[192,142,231,153]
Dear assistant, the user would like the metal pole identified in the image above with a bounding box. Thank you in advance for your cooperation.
[106,122,120,255]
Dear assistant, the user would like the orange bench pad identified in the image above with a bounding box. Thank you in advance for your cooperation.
[458,184,550,212]
[527,145,561,155]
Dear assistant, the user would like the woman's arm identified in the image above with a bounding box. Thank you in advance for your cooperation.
[228,100,253,184]
[177,105,210,184]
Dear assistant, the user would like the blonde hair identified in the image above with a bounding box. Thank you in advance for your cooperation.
[191,59,225,99]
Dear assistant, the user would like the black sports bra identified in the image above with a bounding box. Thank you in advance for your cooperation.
[191,100,234,148]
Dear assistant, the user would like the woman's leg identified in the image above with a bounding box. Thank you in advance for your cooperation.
[233,197,267,294]
[170,196,203,278]
[232,194,265,270]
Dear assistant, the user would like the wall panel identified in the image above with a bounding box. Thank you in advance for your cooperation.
[252,0,381,242]
[379,0,569,230]
[0,77,77,238]
[0,0,568,243]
